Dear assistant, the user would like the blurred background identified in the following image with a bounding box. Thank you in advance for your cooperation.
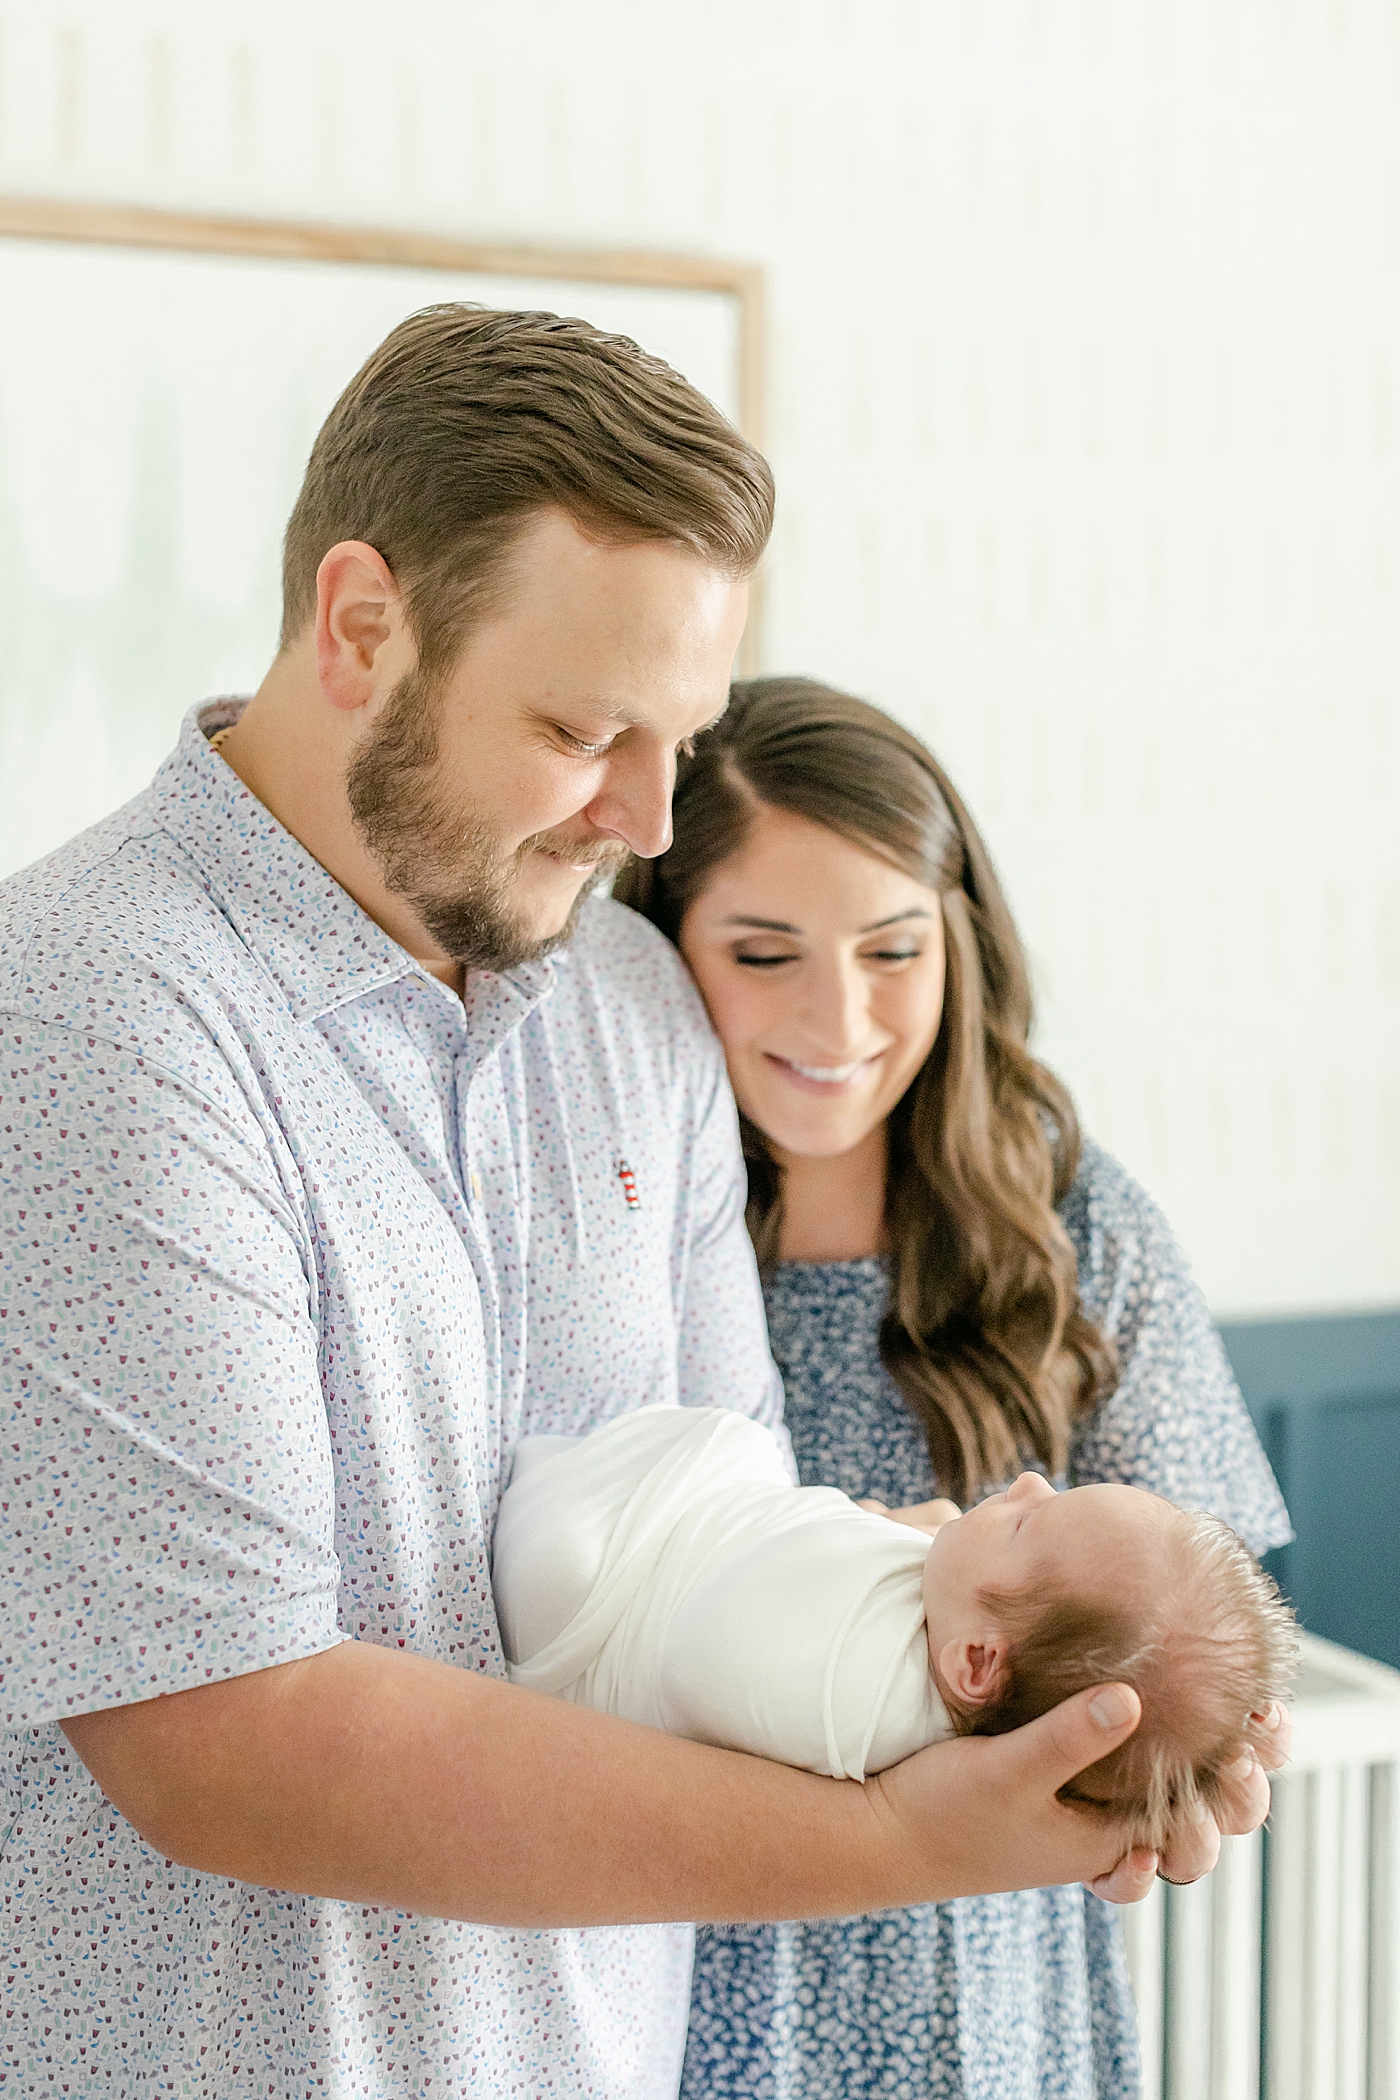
[0,0,1395,1663]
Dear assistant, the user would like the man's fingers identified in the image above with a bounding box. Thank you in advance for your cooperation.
[1087,1847,1158,1905]
[1212,1747,1273,1837]
[1249,1701,1292,1773]
[1099,1704,1282,1892]
[1013,1682,1142,1791]
[1155,1805,1222,1886]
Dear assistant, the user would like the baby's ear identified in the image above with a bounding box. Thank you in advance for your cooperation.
[936,1635,1008,1708]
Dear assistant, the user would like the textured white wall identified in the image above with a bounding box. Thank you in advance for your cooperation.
[0,0,1396,1317]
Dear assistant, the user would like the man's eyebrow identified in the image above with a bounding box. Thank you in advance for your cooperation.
[540,700,729,739]
[583,702,647,727]
[536,698,647,729]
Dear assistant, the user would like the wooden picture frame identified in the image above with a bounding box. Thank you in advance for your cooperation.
[0,197,768,878]
[0,195,765,448]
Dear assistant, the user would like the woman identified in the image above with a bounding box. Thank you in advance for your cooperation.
[615,677,1291,2100]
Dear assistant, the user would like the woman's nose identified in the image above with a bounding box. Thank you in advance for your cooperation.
[801,952,872,1052]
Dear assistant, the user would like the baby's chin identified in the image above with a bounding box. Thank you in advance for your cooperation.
[917,1526,955,1622]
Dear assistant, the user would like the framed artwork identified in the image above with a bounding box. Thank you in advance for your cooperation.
[0,196,764,880]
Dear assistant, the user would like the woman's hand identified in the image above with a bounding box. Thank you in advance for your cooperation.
[1088,1699,1293,1896]
[858,1496,963,1535]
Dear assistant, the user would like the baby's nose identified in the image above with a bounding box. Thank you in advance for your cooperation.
[1009,1470,1056,1503]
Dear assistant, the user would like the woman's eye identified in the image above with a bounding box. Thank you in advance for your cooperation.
[863,947,921,966]
[733,950,800,970]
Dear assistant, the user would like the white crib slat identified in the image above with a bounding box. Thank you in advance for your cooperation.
[1210,1831,1262,2100]
[1121,1878,1165,2100]
[1371,1763,1400,2100]
[1306,1767,1343,2100]
[1266,1771,1309,2100]
[1333,1765,1368,2100]
[1165,1876,1213,2099]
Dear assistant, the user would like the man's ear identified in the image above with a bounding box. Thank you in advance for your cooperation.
[314,540,409,715]
[936,1634,1008,1709]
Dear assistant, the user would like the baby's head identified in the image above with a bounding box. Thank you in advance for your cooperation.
[920,1473,1299,1852]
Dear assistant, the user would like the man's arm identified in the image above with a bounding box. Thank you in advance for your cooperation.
[17,1022,1271,1908]
[62,1638,1152,1924]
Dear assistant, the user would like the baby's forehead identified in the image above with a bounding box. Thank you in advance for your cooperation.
[1043,1481,1175,1557]
[1060,1481,1168,1519]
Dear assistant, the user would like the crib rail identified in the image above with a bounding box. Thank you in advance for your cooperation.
[1120,1633,1400,2100]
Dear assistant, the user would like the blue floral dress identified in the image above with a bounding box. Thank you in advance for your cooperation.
[683,1138,1292,2100]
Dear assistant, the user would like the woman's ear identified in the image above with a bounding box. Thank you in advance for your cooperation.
[936,1634,1008,1708]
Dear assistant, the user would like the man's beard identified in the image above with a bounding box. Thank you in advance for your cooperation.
[346,664,628,973]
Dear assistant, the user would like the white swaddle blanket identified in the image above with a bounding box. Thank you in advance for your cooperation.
[493,1405,947,1781]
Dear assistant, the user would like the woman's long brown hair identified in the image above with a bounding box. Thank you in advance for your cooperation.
[614,676,1118,1503]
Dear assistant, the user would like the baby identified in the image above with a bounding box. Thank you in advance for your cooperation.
[492,1405,1298,1853]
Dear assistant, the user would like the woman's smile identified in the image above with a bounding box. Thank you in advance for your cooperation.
[678,807,948,1166]
[763,1050,883,1092]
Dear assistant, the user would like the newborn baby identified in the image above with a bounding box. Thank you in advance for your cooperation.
[493,1405,1297,1851]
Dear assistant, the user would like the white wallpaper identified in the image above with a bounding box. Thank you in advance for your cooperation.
[0,0,1395,1318]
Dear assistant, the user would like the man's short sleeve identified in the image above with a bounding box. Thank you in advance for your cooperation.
[1,1022,343,1729]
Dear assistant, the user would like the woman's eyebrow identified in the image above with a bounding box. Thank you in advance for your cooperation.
[718,908,935,935]
[859,908,933,933]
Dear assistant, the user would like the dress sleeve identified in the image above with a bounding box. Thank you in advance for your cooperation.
[1,1021,345,1730]
[1064,1139,1292,1554]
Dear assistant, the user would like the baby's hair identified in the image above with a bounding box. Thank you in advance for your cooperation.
[942,1504,1299,1854]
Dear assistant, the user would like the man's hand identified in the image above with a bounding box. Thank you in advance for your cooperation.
[869,1681,1149,1898]
[1116,1698,1291,1893]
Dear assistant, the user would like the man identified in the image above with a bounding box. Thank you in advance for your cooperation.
[1,306,1281,2097]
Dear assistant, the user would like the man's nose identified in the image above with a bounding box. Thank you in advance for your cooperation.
[587,740,674,859]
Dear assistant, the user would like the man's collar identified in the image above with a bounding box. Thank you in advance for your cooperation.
[150,702,559,1028]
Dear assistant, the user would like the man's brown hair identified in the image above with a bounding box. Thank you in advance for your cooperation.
[941,1504,1299,1855]
[280,302,774,672]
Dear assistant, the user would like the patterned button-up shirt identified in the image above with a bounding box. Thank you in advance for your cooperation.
[0,702,782,2099]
